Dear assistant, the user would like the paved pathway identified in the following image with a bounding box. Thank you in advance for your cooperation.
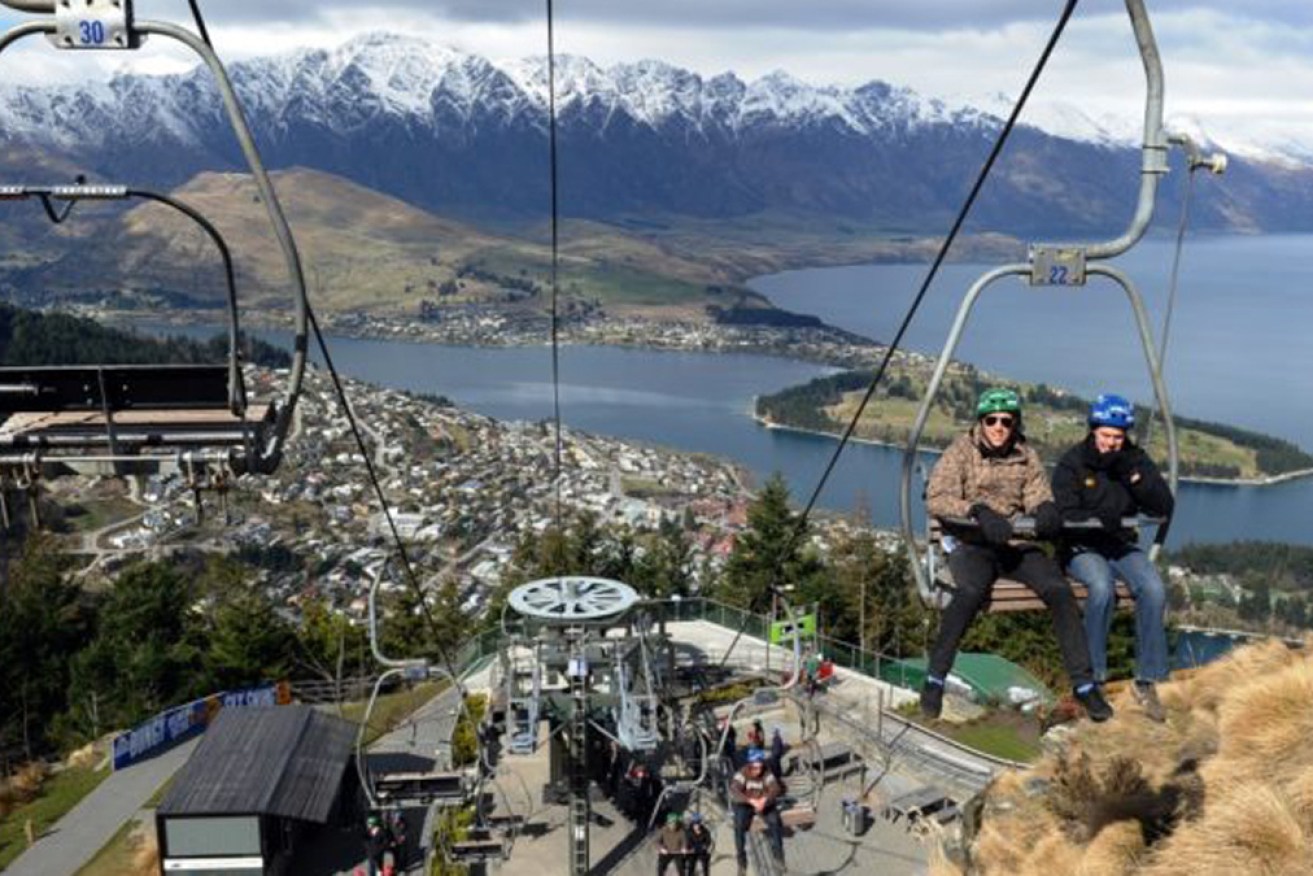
[5,738,199,876]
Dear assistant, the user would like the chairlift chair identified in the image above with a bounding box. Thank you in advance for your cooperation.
[0,185,271,479]
[896,0,1224,614]
[0,2,310,488]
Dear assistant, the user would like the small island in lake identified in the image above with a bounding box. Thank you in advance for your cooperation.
[755,363,1313,484]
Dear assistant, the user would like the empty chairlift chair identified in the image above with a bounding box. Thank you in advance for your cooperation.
[0,185,276,478]
[0,4,310,489]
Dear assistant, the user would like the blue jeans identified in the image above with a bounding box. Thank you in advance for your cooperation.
[1068,547,1168,683]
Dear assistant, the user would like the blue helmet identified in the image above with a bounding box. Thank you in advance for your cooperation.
[1089,393,1135,430]
[745,747,766,764]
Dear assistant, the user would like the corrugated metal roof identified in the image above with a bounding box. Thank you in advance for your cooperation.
[158,705,356,823]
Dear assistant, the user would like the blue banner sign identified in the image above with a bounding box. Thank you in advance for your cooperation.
[112,683,283,771]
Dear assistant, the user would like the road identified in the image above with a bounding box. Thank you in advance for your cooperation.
[4,739,199,876]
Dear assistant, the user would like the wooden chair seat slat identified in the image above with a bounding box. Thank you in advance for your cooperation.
[927,520,1135,614]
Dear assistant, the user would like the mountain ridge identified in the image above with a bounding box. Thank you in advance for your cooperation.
[3,32,1311,237]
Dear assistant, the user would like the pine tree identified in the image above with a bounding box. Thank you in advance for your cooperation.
[206,590,297,690]
[719,474,824,610]
[0,535,91,756]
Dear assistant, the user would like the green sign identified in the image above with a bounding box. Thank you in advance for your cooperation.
[769,613,817,644]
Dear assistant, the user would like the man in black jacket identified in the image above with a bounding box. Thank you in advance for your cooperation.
[1052,393,1175,722]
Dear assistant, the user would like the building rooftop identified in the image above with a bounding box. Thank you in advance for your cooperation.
[158,704,356,824]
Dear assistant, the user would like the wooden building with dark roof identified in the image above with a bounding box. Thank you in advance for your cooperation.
[155,704,360,875]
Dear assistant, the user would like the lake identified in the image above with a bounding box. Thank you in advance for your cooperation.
[144,315,1313,547]
[751,234,1313,446]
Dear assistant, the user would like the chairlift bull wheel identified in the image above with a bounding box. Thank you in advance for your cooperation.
[508,576,639,622]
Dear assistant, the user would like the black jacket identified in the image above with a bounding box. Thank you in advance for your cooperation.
[1051,434,1174,551]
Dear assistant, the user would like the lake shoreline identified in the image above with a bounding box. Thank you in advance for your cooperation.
[750,413,1313,489]
[110,311,1313,488]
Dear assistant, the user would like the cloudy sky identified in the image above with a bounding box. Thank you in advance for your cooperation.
[1,1,1310,154]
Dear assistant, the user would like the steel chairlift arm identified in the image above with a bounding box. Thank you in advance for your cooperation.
[1033,0,1167,264]
[0,10,311,475]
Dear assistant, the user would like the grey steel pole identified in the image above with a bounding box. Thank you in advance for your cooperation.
[898,265,1029,604]
[1040,0,1168,261]
[135,21,309,474]
[1085,264,1179,559]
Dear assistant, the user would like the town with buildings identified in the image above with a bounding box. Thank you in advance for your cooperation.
[43,364,902,634]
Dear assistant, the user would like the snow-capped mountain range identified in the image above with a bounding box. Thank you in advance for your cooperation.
[1,32,1310,234]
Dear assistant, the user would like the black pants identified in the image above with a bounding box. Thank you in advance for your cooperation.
[685,851,711,876]
[929,543,1094,687]
[657,852,685,876]
[732,805,784,866]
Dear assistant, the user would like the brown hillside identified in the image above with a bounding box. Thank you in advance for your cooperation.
[934,637,1313,875]
[102,168,731,315]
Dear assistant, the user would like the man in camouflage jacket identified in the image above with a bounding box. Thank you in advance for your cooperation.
[919,388,1110,723]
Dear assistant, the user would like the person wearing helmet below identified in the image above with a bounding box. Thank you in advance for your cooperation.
[923,387,1111,722]
[1053,393,1175,722]
[728,747,784,875]
[655,811,688,876]
[362,813,388,876]
[685,812,714,876]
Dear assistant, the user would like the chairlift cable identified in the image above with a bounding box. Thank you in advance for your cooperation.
[791,0,1081,534]
[187,0,213,48]
[305,307,467,688]
[184,0,468,686]
[716,0,1080,669]
[546,0,565,529]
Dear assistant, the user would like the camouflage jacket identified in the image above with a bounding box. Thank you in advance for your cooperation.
[925,428,1053,529]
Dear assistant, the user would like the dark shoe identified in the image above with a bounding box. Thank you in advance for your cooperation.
[1133,681,1167,723]
[1075,684,1114,723]
[920,682,944,720]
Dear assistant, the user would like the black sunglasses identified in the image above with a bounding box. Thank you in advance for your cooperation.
[982,415,1015,427]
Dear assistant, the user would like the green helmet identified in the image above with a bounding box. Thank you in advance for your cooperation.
[976,388,1021,418]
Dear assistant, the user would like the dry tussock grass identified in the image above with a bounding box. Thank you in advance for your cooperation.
[0,762,50,819]
[7,762,48,801]
[960,641,1313,875]
[1207,659,1313,789]
[1075,819,1144,876]
[67,742,99,771]
[1141,783,1310,876]
[1175,637,1294,715]
[1283,767,1313,819]
[131,830,161,875]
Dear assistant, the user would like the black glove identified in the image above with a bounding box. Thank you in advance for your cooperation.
[970,503,1013,546]
[1033,502,1063,540]
[1106,450,1140,485]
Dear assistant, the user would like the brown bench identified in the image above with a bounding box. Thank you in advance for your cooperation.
[928,520,1133,614]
